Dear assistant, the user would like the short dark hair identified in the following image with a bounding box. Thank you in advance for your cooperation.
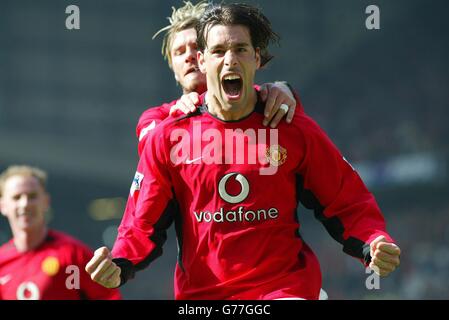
[196,3,280,67]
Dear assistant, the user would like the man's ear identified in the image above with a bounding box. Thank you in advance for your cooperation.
[255,47,261,69]
[0,198,6,217]
[198,51,207,74]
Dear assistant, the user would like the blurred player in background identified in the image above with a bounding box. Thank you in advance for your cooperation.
[0,165,121,300]
[135,1,298,156]
[86,3,401,300]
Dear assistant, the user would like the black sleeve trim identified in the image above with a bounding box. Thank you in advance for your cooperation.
[113,198,179,286]
[134,198,178,271]
[112,258,135,287]
[296,174,370,261]
[344,237,372,265]
[172,200,186,273]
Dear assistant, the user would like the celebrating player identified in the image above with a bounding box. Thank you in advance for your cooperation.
[135,1,298,156]
[86,3,400,299]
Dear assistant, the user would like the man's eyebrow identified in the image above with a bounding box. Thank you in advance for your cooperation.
[209,42,250,50]
[208,44,225,51]
[233,42,250,47]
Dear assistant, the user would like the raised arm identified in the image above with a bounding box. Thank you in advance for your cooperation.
[294,112,400,274]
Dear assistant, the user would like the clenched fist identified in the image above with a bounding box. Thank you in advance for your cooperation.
[369,236,401,277]
[85,246,121,288]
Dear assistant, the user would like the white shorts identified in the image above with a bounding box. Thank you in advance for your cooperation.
[275,289,328,300]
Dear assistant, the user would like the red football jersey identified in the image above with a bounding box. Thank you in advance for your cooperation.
[113,92,393,299]
[0,230,121,300]
[136,100,174,156]
[135,86,263,157]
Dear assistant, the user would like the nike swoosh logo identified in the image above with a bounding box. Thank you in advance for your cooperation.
[185,156,203,164]
[0,274,11,285]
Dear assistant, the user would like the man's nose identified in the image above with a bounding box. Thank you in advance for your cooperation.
[185,47,197,63]
[224,50,237,67]
[18,195,30,208]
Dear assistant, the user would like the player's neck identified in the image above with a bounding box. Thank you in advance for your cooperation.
[13,226,48,252]
[184,83,207,95]
[205,89,257,121]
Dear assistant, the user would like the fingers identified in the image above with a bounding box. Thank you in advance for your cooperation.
[85,246,110,274]
[169,102,189,116]
[286,103,296,123]
[169,92,200,115]
[98,259,119,283]
[369,239,401,277]
[373,250,401,266]
[263,92,279,126]
[170,100,192,116]
[89,255,121,288]
[260,83,296,127]
[98,263,121,289]
[104,267,121,287]
[269,105,288,128]
[369,235,387,257]
[370,235,386,248]
[369,262,394,277]
[377,242,401,256]
[183,92,199,112]
[90,258,113,282]
[371,257,396,272]
[85,246,121,288]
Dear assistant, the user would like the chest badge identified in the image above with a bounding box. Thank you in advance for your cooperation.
[266,145,287,167]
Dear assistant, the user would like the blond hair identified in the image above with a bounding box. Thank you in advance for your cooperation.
[152,1,208,68]
[0,165,48,197]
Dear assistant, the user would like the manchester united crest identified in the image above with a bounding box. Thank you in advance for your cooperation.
[265,145,287,167]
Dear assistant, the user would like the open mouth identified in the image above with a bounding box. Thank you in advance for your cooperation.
[222,74,242,99]
[185,67,199,76]
[18,212,32,218]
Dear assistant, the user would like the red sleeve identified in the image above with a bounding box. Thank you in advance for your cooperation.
[294,112,394,265]
[112,124,174,281]
[136,100,176,156]
[74,243,122,300]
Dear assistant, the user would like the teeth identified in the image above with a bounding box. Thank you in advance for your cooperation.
[223,75,241,81]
